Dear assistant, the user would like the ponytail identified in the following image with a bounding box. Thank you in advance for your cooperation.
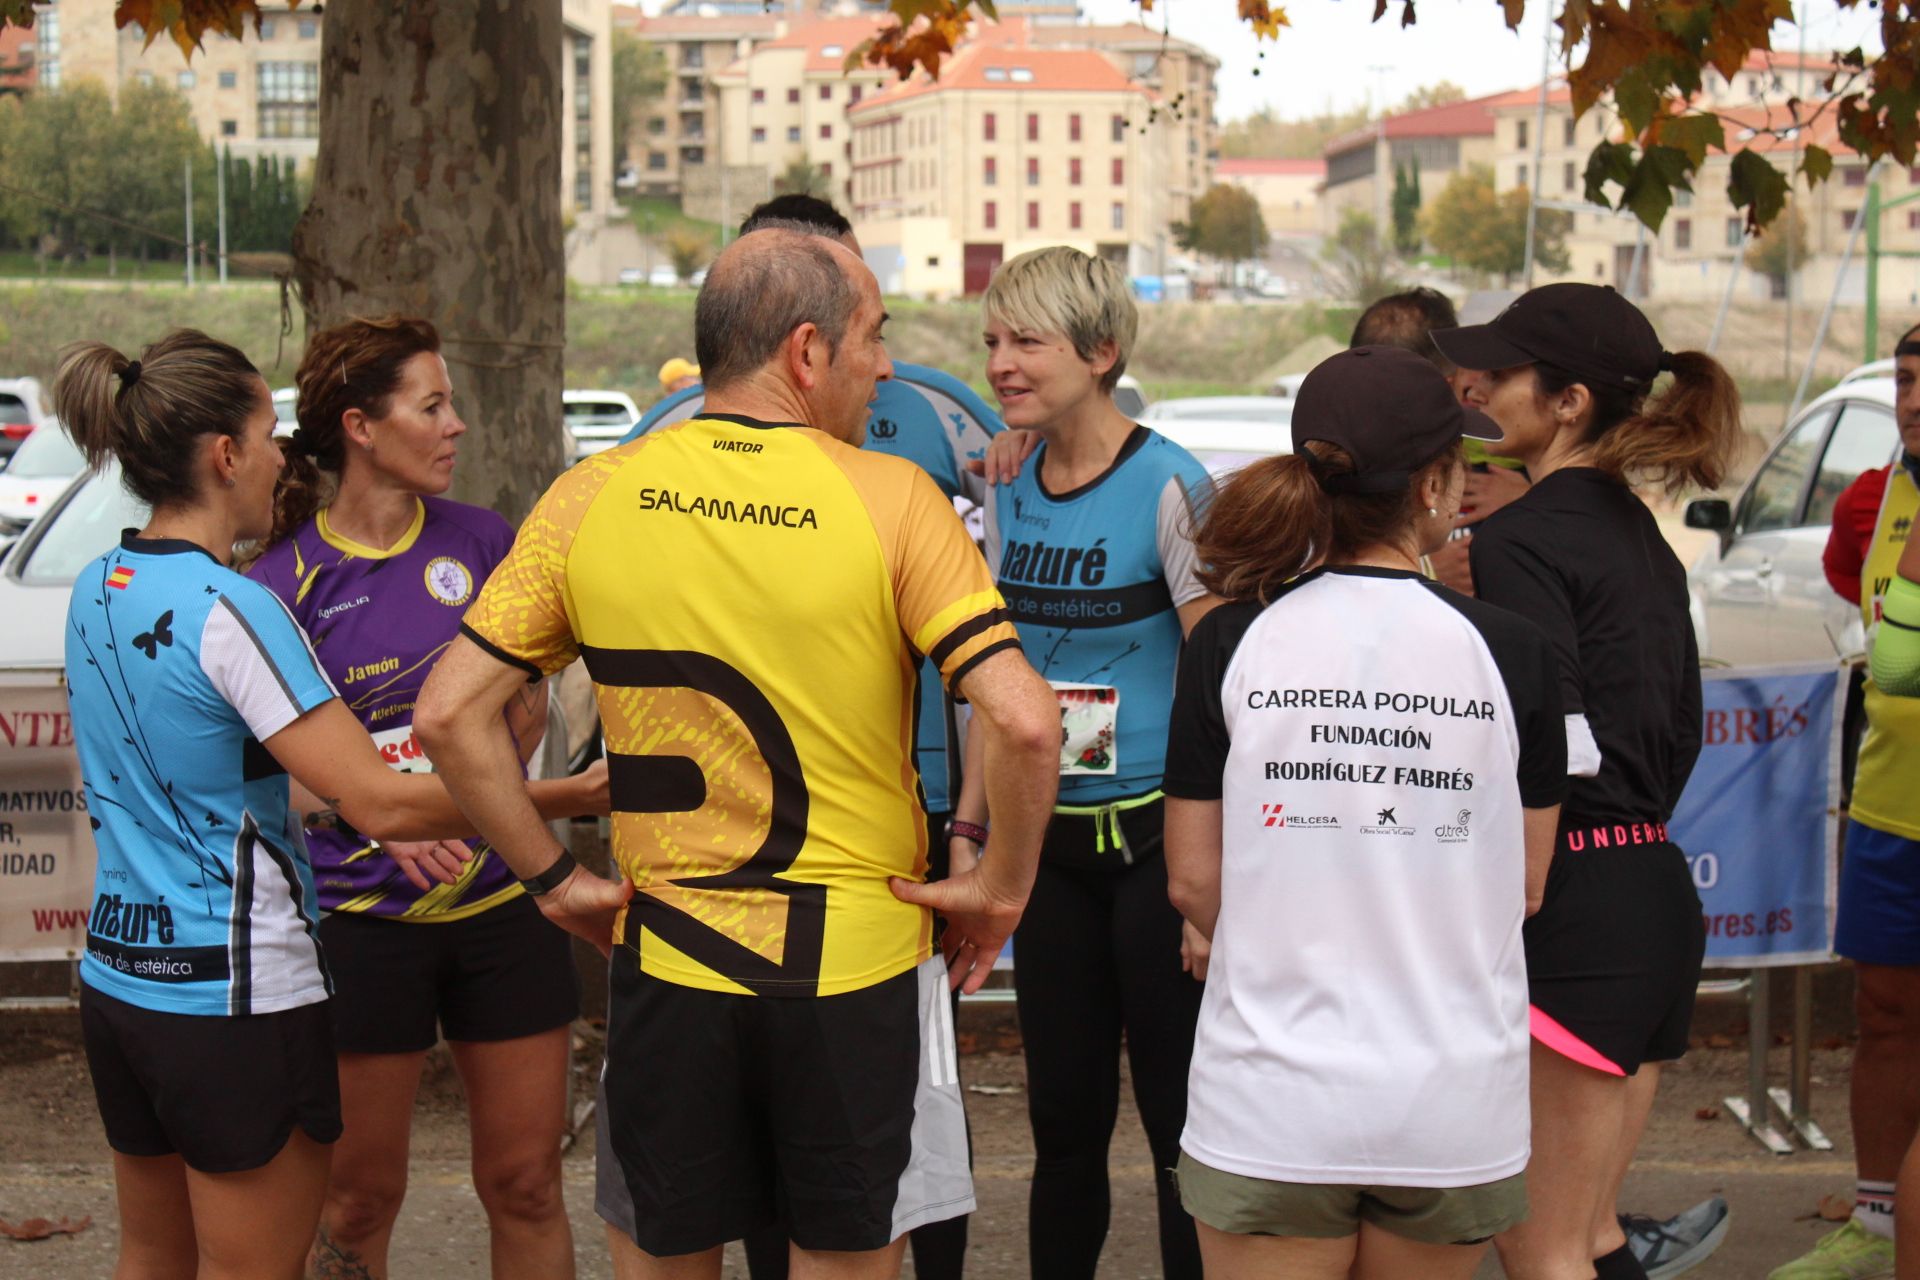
[1541,350,1742,497]
[50,330,261,509]
[1197,441,1463,603]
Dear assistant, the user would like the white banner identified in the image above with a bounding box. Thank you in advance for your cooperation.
[0,675,92,961]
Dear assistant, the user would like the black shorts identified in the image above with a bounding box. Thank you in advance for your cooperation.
[1524,830,1705,1076]
[81,983,341,1173]
[318,892,580,1055]
[595,949,972,1256]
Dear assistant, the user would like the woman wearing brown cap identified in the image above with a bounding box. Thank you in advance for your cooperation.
[1163,345,1567,1279]
[1432,284,1742,1280]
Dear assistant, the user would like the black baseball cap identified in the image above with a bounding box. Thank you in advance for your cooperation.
[1431,283,1666,391]
[1292,345,1502,495]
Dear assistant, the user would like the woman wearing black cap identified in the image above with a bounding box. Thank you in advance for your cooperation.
[1431,284,1742,1280]
[1163,345,1568,1280]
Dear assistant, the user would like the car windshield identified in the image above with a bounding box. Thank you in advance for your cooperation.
[16,469,149,585]
[5,425,84,479]
[0,393,29,428]
[566,402,635,427]
[1152,400,1293,426]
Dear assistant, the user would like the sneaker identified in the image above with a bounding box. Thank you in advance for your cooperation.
[1619,1197,1731,1280]
[1765,1218,1897,1280]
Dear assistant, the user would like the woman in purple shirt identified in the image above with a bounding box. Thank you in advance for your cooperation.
[248,317,580,1278]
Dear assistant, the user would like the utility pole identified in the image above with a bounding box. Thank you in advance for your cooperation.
[184,159,195,287]
[216,150,229,285]
[1522,1,1554,288]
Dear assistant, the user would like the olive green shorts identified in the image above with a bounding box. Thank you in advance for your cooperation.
[1175,1152,1528,1246]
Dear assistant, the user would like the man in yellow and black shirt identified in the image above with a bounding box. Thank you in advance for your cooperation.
[417,229,1059,1277]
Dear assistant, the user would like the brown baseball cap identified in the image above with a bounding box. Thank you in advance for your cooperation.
[1292,345,1502,495]
[1431,283,1667,391]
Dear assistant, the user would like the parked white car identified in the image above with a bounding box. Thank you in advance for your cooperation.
[0,376,52,467]
[1143,396,1294,429]
[1113,374,1148,419]
[564,389,642,459]
[1685,375,1901,666]
[0,423,84,535]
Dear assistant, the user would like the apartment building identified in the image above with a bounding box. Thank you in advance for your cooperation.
[35,0,614,230]
[1320,94,1501,236]
[615,4,788,196]
[1216,157,1324,234]
[848,37,1167,296]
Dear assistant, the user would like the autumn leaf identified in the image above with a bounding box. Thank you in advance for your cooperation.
[1800,143,1834,185]
[1700,0,1790,80]
[1500,0,1526,32]
[1729,146,1790,233]
[1237,0,1289,41]
[0,0,36,27]
[113,0,304,59]
[1619,144,1691,229]
[1583,139,1637,208]
[0,1216,91,1241]
[1651,111,1726,166]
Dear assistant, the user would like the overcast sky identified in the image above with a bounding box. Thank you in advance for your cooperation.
[1071,0,1890,123]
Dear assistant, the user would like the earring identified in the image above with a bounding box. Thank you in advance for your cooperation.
[224,476,236,488]
[1427,506,1439,518]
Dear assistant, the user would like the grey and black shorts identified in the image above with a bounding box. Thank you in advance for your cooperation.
[595,952,972,1257]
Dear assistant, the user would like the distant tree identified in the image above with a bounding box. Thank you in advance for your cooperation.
[1319,209,1405,305]
[663,227,711,283]
[1220,101,1371,161]
[611,29,666,177]
[774,157,831,199]
[1175,183,1269,269]
[1744,204,1807,289]
[1395,81,1467,114]
[1424,165,1571,284]
[1390,159,1423,255]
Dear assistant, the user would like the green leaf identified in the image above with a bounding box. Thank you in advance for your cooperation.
[1728,148,1790,234]
[1657,113,1725,167]
[1612,65,1661,135]
[1582,140,1636,209]
[1620,145,1691,230]
[1800,144,1834,185]
[973,0,998,19]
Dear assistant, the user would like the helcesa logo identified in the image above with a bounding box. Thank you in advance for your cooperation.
[1261,803,1285,828]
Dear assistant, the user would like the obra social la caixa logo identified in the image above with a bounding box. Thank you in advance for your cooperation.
[1360,806,1415,837]
[1259,803,1339,831]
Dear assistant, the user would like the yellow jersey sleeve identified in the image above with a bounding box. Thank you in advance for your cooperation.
[830,444,1021,693]
[462,450,627,678]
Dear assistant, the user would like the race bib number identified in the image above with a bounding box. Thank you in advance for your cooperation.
[1051,682,1118,776]
[370,724,434,774]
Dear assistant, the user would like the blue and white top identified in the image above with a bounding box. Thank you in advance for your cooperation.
[68,533,338,1016]
[984,426,1212,805]
[627,361,1004,813]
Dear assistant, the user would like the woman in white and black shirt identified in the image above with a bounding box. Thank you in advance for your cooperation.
[1164,346,1567,1280]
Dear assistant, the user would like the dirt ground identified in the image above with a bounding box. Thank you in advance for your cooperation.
[0,996,1871,1280]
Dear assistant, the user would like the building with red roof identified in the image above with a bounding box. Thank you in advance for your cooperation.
[1320,92,1502,238]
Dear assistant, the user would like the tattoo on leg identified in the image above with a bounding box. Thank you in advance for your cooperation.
[309,1224,377,1280]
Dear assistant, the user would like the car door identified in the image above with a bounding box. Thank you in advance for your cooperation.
[1771,398,1901,660]
[1696,406,1830,665]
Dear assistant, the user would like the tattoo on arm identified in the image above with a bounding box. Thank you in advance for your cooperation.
[309,1224,377,1280]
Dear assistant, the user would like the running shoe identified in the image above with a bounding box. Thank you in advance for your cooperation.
[1765,1218,1897,1280]
[1620,1197,1731,1279]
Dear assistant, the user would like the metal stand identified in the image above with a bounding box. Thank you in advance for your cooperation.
[1724,968,1796,1154]
[1723,965,1834,1154]
[1769,966,1835,1150]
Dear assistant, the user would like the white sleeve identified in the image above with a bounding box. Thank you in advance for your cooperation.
[200,593,339,743]
[1565,712,1603,778]
[1156,474,1209,607]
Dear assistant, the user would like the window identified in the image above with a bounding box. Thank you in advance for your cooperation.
[819,124,832,139]
[177,70,196,89]
[984,112,996,141]
[1563,160,1576,191]
[820,85,832,101]
[1517,163,1528,188]
[1027,201,1039,229]
[849,85,863,104]
[984,201,997,229]
[1808,402,1900,528]
[260,17,277,38]
[787,126,801,142]
[682,45,704,69]
[1739,411,1827,533]
[257,61,319,138]
[1111,201,1125,230]
[1563,115,1575,146]
[221,119,238,136]
[648,151,668,170]
[1910,165,1920,184]
[1010,68,1033,82]
[984,156,997,186]
[1841,209,1859,230]
[648,117,666,135]
[1112,157,1124,185]
[1516,119,1528,148]
[1070,158,1081,186]
[752,87,765,103]
[787,88,800,104]
[1111,114,1126,143]
[1070,201,1082,229]
[1027,113,1039,142]
[752,126,766,143]
[1725,217,1743,248]
[218,70,237,89]
[1675,218,1691,250]
[821,162,831,178]
[1027,157,1039,185]
[1909,210,1920,230]
[298,18,318,38]
[1845,166,1868,188]
[1070,113,1081,142]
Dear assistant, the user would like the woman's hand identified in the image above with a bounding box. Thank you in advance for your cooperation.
[382,839,473,892]
[1180,919,1211,982]
[965,430,1040,486]
[572,758,610,816]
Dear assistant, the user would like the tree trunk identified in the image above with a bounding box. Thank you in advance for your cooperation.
[293,0,567,524]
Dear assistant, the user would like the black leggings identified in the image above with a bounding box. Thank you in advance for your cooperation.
[1014,801,1204,1280]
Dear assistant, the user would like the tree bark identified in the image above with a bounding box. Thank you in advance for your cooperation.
[294,0,567,523]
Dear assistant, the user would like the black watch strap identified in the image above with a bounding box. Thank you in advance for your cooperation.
[520,850,577,897]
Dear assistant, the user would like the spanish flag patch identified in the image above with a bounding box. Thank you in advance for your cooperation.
[106,565,136,590]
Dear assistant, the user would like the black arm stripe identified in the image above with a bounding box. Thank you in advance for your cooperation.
[926,607,1014,670]
[1883,613,1920,633]
[459,623,546,683]
[945,638,1024,702]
